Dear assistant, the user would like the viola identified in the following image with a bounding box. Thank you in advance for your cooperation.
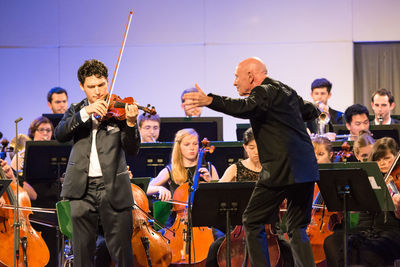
[217,224,281,267]
[130,183,172,267]
[0,165,50,267]
[102,93,156,121]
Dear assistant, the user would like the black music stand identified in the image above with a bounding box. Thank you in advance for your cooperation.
[23,140,72,267]
[192,182,256,267]
[0,179,12,196]
[23,140,71,183]
[318,163,394,267]
[130,177,151,193]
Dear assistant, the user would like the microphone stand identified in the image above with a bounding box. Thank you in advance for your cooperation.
[13,117,23,267]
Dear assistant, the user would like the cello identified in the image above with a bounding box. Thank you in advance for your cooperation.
[163,139,215,266]
[217,224,281,267]
[0,163,50,267]
[130,183,172,267]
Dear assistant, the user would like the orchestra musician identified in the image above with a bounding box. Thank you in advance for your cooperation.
[343,104,370,141]
[11,116,61,267]
[146,128,218,202]
[323,137,400,266]
[138,113,161,143]
[352,130,375,162]
[370,88,400,125]
[47,87,68,114]
[307,78,344,134]
[182,57,320,267]
[55,59,140,267]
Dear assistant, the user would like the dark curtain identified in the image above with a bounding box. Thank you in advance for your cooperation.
[354,42,400,114]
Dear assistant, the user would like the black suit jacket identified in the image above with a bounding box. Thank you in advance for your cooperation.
[55,99,140,209]
[208,77,319,186]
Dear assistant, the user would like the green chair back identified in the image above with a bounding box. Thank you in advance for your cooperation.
[56,200,73,240]
[152,201,172,231]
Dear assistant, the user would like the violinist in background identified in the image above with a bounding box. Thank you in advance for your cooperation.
[55,59,140,267]
[352,130,375,162]
[324,137,400,266]
[370,88,400,125]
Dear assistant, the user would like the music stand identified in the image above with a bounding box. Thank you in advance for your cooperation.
[318,162,394,267]
[23,140,72,267]
[192,182,256,267]
[0,179,12,196]
[130,177,151,193]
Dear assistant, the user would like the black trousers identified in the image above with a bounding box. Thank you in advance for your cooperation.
[69,176,133,267]
[324,228,400,267]
[243,181,315,267]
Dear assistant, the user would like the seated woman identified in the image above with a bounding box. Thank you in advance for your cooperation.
[147,128,219,201]
[323,137,400,266]
[206,128,293,267]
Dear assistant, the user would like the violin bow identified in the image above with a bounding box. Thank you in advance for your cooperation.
[106,11,133,107]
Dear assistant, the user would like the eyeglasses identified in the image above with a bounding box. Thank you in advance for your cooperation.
[37,128,52,133]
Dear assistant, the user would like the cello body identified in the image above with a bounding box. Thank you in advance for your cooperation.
[307,184,335,264]
[164,183,214,266]
[217,225,281,267]
[0,182,50,267]
[130,183,172,267]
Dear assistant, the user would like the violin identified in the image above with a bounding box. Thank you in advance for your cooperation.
[101,93,156,121]
[130,183,172,267]
[384,150,400,195]
[163,139,215,266]
[0,164,50,267]
[334,142,354,162]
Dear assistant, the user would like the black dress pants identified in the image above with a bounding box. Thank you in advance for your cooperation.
[243,181,315,267]
[69,176,133,267]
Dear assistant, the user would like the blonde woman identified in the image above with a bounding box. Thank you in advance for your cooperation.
[147,128,219,201]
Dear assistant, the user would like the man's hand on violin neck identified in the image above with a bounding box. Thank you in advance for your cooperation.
[85,99,108,117]
[125,103,138,127]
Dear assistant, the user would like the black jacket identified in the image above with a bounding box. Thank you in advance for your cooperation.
[55,99,140,209]
[208,77,319,186]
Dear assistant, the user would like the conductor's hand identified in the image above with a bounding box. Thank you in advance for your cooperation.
[182,83,213,111]
[85,99,108,117]
[157,187,172,201]
[0,159,15,180]
[125,103,139,127]
[198,167,212,182]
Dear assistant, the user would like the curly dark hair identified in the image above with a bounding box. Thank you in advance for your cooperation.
[77,59,108,85]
